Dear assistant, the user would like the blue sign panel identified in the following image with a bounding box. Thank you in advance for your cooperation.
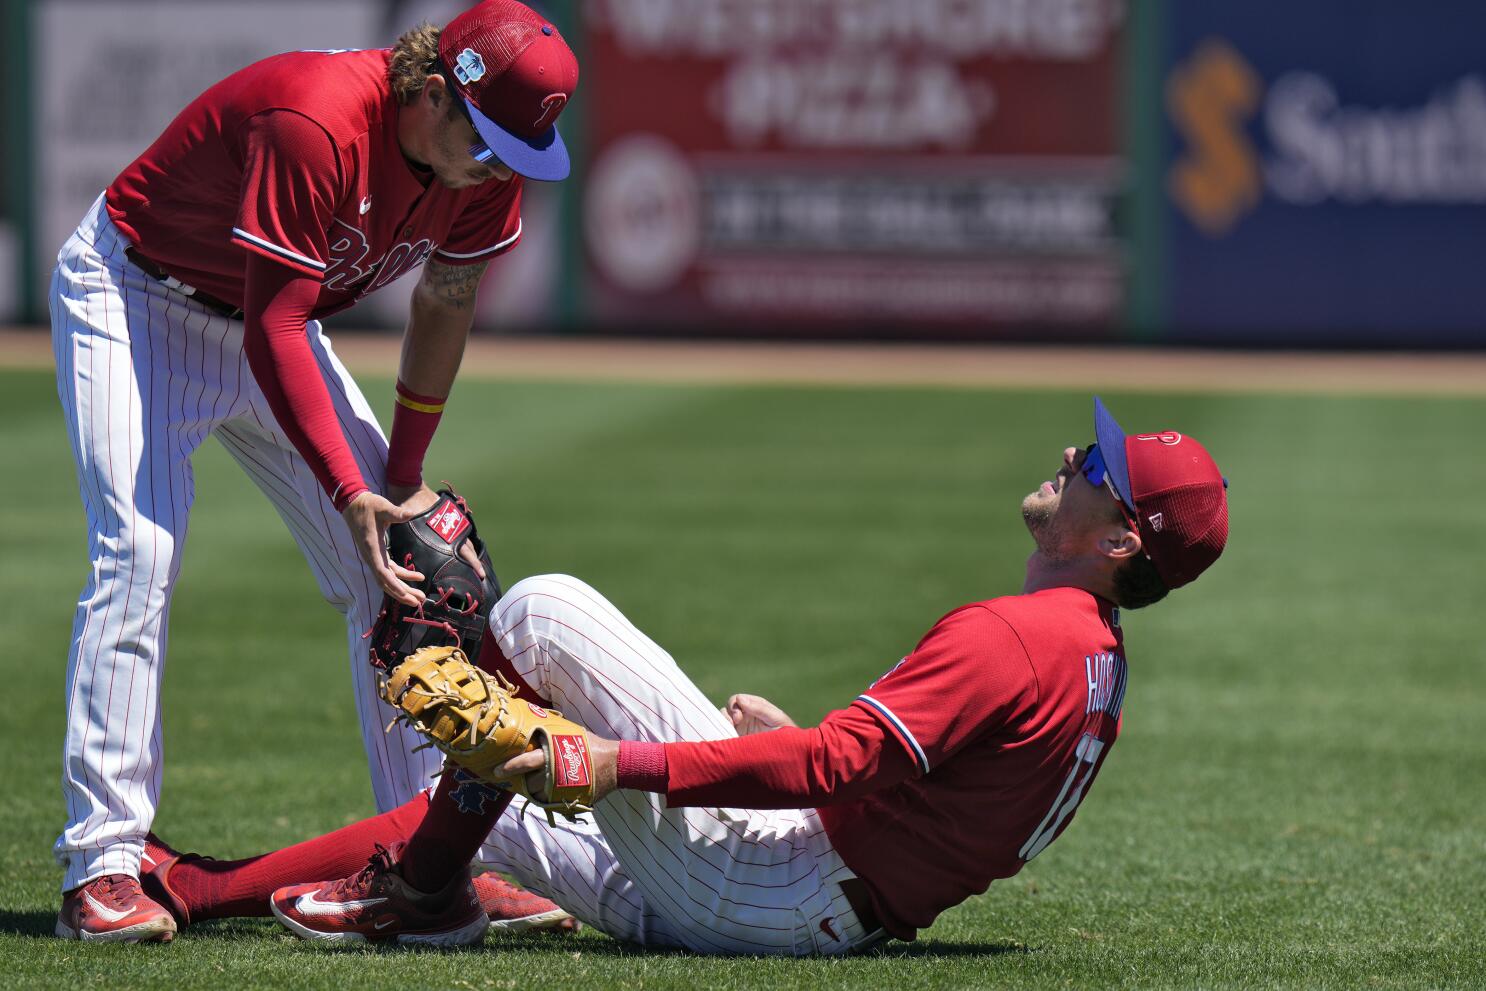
[1162,1,1486,343]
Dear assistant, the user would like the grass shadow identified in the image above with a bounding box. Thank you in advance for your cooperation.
[0,906,1034,961]
[488,933,1036,960]
[0,909,59,938]
[862,938,1035,958]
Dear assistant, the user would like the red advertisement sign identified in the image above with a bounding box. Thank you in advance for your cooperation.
[581,0,1126,335]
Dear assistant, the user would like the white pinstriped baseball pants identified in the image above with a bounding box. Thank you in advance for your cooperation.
[48,194,442,891]
[473,575,885,956]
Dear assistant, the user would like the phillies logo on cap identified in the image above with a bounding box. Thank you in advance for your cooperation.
[1135,432,1183,446]
[551,734,590,788]
[534,92,567,130]
[426,503,471,544]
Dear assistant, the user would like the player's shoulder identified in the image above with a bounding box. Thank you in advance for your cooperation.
[980,586,1102,619]
[934,588,1106,642]
[216,49,392,140]
[916,599,1026,652]
[236,47,392,90]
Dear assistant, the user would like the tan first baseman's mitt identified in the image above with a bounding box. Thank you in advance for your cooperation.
[379,645,596,823]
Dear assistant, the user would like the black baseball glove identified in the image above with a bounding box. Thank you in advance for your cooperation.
[368,488,501,670]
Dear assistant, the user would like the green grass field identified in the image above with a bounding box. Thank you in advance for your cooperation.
[2,367,1482,989]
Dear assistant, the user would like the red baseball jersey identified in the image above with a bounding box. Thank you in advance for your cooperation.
[818,587,1128,939]
[106,48,523,317]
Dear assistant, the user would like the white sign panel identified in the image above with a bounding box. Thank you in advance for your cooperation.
[34,1,379,300]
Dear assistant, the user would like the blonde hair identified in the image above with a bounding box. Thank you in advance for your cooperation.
[389,22,441,105]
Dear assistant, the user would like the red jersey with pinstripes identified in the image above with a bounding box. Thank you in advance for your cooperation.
[106,48,522,318]
[817,587,1127,940]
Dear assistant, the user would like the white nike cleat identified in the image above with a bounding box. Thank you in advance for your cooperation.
[269,843,487,946]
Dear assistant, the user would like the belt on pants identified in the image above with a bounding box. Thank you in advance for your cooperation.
[125,248,244,320]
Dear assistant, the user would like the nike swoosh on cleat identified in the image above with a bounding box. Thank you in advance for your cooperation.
[83,891,133,924]
[374,919,396,930]
[294,891,389,917]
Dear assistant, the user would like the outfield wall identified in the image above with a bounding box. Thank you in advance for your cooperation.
[1,0,1482,345]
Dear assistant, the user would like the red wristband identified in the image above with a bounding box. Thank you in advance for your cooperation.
[385,379,446,488]
[616,741,669,793]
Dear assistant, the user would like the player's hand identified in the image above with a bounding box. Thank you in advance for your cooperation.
[497,736,619,804]
[725,694,798,736]
[388,482,487,581]
[341,491,426,607]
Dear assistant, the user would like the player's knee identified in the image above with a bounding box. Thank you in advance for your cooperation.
[99,529,182,597]
[493,574,596,628]
[500,573,577,611]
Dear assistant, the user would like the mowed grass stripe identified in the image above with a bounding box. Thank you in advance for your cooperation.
[1,369,1481,989]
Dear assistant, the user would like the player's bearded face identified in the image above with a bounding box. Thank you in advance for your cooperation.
[430,104,513,189]
[1021,446,1098,561]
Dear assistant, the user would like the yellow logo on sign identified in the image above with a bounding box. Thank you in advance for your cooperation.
[1167,39,1263,235]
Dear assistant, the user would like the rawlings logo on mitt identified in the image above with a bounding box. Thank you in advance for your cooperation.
[368,487,500,670]
[379,645,596,824]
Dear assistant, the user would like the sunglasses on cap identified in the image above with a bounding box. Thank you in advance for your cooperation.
[436,59,505,168]
[1081,444,1145,543]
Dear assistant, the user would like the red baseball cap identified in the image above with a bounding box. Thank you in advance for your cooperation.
[438,0,579,181]
[1092,397,1229,589]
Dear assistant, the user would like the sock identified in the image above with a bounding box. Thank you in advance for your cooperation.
[170,792,429,921]
[398,764,513,893]
[398,629,539,893]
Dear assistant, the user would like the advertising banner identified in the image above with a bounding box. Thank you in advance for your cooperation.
[1162,1,1486,343]
[581,0,1128,336]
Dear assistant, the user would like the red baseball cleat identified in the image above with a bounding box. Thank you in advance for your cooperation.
[139,832,194,927]
[270,844,488,946]
[56,873,177,942]
[472,872,579,933]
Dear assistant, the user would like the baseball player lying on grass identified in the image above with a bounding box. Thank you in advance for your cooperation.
[134,398,1228,955]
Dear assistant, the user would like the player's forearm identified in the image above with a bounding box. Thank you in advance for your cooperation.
[242,255,367,510]
[400,281,477,396]
[387,261,485,490]
[615,706,916,809]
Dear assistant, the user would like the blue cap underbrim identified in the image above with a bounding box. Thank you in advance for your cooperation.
[1093,396,1136,511]
[465,99,570,181]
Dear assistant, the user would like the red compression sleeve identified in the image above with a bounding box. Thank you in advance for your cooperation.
[242,253,368,510]
[169,792,429,921]
[660,704,917,809]
[385,380,445,488]
[616,740,668,791]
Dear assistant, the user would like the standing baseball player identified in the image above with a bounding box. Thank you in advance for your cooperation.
[50,0,578,942]
[133,398,1230,953]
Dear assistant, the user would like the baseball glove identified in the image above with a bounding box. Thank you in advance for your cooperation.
[380,645,596,824]
[368,488,501,670]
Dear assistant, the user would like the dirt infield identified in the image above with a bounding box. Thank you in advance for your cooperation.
[4,328,1483,397]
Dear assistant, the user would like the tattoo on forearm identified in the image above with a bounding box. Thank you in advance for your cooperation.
[418,259,488,310]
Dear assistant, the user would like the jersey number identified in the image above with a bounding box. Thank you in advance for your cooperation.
[1017,732,1105,862]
